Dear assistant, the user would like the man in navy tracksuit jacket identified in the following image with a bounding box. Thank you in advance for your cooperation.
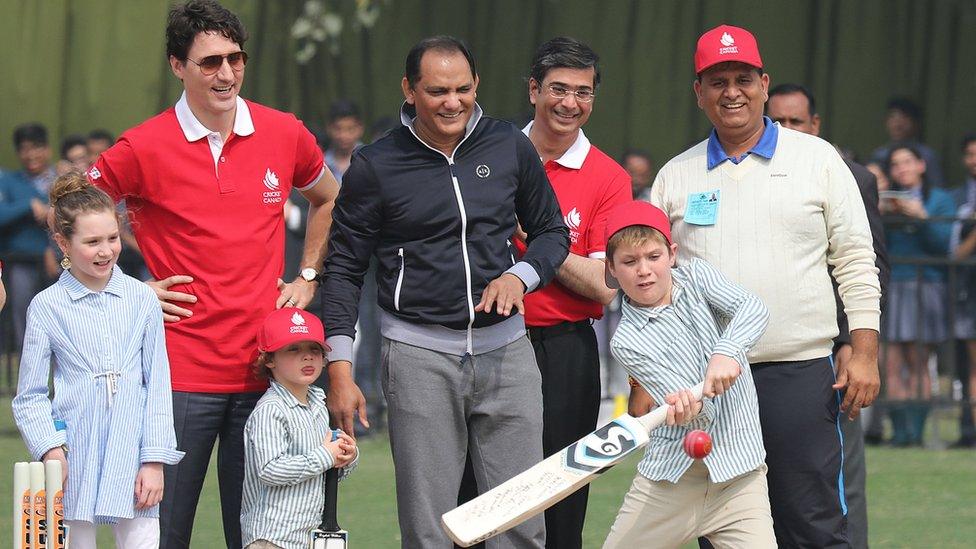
[322,36,568,548]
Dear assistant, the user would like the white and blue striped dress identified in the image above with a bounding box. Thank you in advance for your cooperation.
[611,258,769,483]
[12,266,184,524]
[241,381,357,549]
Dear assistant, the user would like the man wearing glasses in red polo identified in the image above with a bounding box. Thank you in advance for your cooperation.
[87,2,340,547]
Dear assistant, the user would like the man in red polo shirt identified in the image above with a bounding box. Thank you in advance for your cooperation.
[520,36,631,548]
[87,2,339,548]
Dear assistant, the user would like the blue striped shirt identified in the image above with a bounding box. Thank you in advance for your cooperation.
[611,258,768,483]
[241,381,358,549]
[12,266,183,523]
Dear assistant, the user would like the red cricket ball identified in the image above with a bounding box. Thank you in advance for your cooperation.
[683,430,712,459]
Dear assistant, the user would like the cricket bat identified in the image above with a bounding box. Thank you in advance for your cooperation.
[310,431,348,549]
[442,383,704,547]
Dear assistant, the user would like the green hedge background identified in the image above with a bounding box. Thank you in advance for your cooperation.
[2,0,974,183]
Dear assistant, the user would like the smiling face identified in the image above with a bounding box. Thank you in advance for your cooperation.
[55,210,121,291]
[267,340,326,400]
[889,147,927,189]
[608,237,677,308]
[401,49,478,153]
[694,62,769,143]
[529,66,596,138]
[170,31,244,127]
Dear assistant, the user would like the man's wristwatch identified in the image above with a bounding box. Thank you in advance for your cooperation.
[300,268,319,283]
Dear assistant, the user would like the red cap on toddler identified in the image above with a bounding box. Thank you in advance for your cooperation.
[257,307,329,353]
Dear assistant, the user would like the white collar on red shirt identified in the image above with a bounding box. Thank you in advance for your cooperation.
[521,121,591,170]
[175,91,255,142]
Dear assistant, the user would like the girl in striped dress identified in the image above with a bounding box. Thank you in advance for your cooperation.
[13,172,183,548]
[240,307,357,549]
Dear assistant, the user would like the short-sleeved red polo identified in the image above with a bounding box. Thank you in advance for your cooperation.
[89,98,324,392]
[516,127,631,327]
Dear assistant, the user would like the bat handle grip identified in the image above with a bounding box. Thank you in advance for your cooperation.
[322,426,341,531]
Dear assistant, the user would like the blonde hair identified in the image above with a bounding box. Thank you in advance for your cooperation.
[606,225,670,263]
[48,172,119,239]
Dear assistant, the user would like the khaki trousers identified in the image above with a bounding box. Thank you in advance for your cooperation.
[603,461,776,549]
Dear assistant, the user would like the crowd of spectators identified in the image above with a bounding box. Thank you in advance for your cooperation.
[2,94,975,448]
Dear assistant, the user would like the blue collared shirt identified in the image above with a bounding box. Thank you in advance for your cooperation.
[13,266,183,523]
[706,116,779,170]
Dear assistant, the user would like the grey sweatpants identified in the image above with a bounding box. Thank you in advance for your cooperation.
[382,337,546,549]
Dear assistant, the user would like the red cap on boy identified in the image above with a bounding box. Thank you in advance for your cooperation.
[694,24,763,74]
[257,307,330,353]
[604,201,673,289]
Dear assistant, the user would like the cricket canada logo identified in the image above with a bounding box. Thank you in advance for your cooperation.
[719,32,739,55]
[290,312,309,334]
[564,207,582,244]
[562,415,647,473]
[262,168,283,204]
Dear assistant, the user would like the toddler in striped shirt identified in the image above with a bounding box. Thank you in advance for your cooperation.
[601,201,776,549]
[241,308,357,549]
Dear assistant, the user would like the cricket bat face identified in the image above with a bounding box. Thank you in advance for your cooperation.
[441,413,654,547]
[442,383,703,547]
[310,528,348,549]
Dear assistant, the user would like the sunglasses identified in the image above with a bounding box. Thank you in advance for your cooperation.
[187,51,248,76]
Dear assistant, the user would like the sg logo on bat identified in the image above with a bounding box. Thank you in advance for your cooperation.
[562,415,650,473]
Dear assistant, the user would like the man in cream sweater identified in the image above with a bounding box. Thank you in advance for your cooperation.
[648,25,881,548]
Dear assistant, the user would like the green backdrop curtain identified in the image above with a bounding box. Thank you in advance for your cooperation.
[2,0,974,184]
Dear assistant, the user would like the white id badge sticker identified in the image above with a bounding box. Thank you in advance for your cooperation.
[685,190,720,225]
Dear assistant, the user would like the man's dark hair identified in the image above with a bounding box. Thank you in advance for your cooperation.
[404,36,476,88]
[768,83,817,116]
[961,133,976,152]
[886,97,922,122]
[13,123,48,149]
[620,148,652,165]
[166,0,248,61]
[328,100,362,124]
[529,36,601,87]
[60,134,87,159]
[87,128,115,144]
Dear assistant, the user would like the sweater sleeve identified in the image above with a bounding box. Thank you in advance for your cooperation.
[822,148,882,332]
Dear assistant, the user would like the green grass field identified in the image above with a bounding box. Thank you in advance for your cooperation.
[2,398,974,548]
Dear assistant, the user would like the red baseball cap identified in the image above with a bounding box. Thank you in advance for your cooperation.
[257,307,330,353]
[694,24,763,74]
[603,201,673,289]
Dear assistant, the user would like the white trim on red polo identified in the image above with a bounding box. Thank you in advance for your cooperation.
[521,121,591,169]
